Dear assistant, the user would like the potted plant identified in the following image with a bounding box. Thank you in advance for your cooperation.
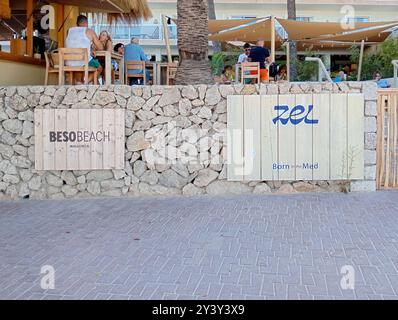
[33,46,41,59]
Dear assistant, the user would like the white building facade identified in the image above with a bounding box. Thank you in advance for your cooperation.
[89,0,398,61]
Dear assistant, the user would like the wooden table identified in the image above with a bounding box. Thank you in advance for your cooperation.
[95,51,124,85]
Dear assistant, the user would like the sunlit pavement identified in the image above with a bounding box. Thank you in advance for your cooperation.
[1,191,398,300]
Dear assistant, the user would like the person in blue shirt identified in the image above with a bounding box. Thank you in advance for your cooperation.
[124,37,150,85]
[374,71,391,88]
[334,71,346,83]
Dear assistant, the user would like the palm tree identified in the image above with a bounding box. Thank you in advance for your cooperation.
[287,0,298,81]
[208,0,221,53]
[175,0,214,85]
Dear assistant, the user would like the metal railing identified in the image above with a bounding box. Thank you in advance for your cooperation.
[305,57,333,82]
[92,24,177,41]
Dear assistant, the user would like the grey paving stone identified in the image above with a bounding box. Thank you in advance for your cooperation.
[1,191,398,300]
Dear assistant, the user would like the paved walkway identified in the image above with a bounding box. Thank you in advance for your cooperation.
[1,191,398,300]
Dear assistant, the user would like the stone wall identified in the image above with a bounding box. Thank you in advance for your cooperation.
[0,82,378,200]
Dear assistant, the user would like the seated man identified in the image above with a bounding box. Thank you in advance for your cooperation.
[65,14,104,84]
[238,43,251,64]
[124,37,150,85]
[248,39,270,83]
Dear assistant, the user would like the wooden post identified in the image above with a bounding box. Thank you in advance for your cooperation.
[270,15,276,63]
[357,39,365,81]
[26,0,34,57]
[57,5,65,47]
[162,14,172,63]
[286,41,290,82]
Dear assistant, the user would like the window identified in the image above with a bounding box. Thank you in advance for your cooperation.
[348,17,369,23]
[296,17,312,22]
[229,15,257,20]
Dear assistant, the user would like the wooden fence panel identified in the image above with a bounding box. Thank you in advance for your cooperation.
[34,109,125,171]
[377,89,398,188]
[54,109,67,170]
[261,95,279,180]
[227,95,244,181]
[42,109,55,171]
[330,94,348,180]
[243,95,261,181]
[278,94,296,180]
[227,93,364,182]
[312,93,330,180]
[347,94,365,180]
[295,94,313,180]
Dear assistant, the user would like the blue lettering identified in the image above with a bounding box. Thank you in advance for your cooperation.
[290,105,306,125]
[302,163,319,170]
[272,105,289,125]
[304,105,319,124]
[272,163,290,170]
[272,104,319,125]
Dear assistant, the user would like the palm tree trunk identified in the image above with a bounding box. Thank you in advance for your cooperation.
[287,0,298,81]
[208,0,221,53]
[175,0,214,85]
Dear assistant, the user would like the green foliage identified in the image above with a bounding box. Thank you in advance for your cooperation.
[296,50,320,81]
[210,50,240,76]
[350,38,398,80]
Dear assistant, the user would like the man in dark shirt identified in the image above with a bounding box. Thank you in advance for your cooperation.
[248,39,270,82]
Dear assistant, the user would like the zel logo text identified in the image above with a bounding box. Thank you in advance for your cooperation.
[272,105,319,125]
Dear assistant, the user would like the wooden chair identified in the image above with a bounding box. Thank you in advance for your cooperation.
[125,61,146,85]
[167,62,178,85]
[44,50,59,85]
[241,62,260,84]
[58,48,98,85]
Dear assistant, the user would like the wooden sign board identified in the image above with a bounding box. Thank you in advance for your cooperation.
[227,93,364,181]
[34,109,125,171]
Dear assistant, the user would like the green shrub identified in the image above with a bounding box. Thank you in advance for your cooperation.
[210,50,240,76]
[350,38,398,80]
[296,51,320,81]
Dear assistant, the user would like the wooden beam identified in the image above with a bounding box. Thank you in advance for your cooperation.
[162,14,172,63]
[270,15,276,63]
[357,39,365,81]
[26,0,34,57]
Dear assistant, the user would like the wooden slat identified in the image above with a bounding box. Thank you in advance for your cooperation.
[385,95,392,187]
[312,93,330,180]
[66,109,79,170]
[376,94,384,188]
[42,109,55,170]
[347,94,364,180]
[243,95,261,180]
[393,94,398,187]
[114,109,125,169]
[330,94,348,180]
[102,109,115,169]
[90,110,104,170]
[78,109,91,170]
[377,94,387,188]
[295,94,313,180]
[261,95,279,180]
[34,109,44,170]
[54,109,67,170]
[277,94,296,181]
[227,95,244,181]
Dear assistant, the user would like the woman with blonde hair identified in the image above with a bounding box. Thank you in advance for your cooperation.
[91,30,113,83]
